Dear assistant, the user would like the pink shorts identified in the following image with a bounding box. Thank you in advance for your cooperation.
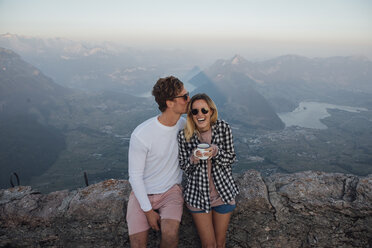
[126,184,184,235]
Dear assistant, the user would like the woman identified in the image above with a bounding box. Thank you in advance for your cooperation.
[178,93,239,248]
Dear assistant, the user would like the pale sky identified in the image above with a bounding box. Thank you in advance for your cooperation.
[0,0,371,59]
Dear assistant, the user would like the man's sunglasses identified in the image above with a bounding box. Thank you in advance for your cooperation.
[173,92,189,101]
[191,108,209,115]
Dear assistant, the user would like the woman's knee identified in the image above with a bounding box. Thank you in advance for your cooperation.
[216,243,225,248]
[215,236,226,248]
[202,241,217,248]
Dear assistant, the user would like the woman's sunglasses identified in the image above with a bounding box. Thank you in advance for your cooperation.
[173,92,189,101]
[191,108,209,115]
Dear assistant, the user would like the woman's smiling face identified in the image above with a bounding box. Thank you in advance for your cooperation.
[191,99,213,132]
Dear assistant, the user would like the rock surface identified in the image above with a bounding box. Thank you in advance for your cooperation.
[1,170,371,247]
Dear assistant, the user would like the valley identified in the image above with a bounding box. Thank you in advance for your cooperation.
[29,104,372,193]
[233,108,372,177]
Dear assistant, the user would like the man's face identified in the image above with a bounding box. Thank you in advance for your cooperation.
[172,87,190,114]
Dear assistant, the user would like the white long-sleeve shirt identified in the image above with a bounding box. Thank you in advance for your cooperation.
[128,116,185,211]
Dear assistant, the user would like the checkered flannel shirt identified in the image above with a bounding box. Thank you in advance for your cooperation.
[177,119,239,212]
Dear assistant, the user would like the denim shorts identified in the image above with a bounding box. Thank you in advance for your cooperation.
[189,203,236,214]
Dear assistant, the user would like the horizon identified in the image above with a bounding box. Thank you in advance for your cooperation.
[0,0,371,60]
[1,32,371,64]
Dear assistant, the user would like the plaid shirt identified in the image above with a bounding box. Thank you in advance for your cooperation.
[177,119,239,212]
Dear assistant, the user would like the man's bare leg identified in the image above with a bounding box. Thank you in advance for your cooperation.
[129,230,149,248]
[160,219,180,248]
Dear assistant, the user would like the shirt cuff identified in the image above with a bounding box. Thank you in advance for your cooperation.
[142,205,152,212]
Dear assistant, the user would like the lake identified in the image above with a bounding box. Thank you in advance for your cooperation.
[278,102,368,129]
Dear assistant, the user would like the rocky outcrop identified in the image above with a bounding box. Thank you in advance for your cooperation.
[1,170,371,247]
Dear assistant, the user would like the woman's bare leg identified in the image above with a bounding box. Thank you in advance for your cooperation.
[212,211,232,248]
[191,212,217,248]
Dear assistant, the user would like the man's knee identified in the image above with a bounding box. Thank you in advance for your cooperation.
[161,219,180,242]
[129,230,148,248]
[162,228,178,241]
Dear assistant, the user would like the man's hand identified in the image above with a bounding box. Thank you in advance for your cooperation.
[144,209,160,231]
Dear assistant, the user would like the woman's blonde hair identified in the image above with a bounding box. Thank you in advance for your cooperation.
[184,93,218,141]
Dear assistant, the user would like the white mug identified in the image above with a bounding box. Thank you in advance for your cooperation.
[193,143,211,160]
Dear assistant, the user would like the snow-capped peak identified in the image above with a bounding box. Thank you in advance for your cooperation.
[231,54,246,65]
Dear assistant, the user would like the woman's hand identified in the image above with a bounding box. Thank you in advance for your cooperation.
[208,145,218,159]
[192,146,218,161]
[203,147,214,160]
[190,149,200,164]
[194,149,204,159]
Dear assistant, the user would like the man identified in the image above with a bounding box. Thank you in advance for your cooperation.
[126,76,190,248]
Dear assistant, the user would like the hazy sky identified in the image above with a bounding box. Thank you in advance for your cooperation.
[1,0,371,59]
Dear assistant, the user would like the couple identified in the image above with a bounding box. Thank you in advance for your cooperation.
[126,76,239,248]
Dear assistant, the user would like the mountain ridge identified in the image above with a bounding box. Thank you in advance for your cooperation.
[0,47,69,189]
[190,69,285,130]
[1,170,371,247]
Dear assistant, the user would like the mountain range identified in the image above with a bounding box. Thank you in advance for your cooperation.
[0,33,206,94]
[1,34,372,191]
[209,54,372,92]
[201,54,372,112]
[2,33,371,111]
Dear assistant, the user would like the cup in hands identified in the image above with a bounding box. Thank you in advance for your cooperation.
[193,143,211,160]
